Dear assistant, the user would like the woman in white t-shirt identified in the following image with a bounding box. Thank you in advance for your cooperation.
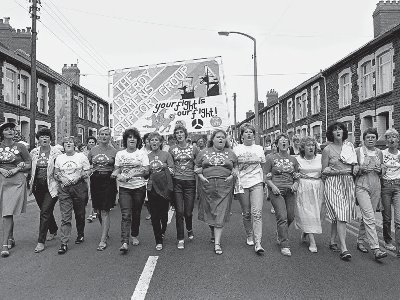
[233,123,266,254]
[54,136,91,255]
[381,128,400,256]
[112,128,149,253]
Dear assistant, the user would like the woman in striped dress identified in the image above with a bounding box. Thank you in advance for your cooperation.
[322,122,358,261]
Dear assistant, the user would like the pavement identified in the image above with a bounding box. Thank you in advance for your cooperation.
[0,198,399,300]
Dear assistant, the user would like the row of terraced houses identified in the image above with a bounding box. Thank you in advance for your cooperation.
[239,1,400,147]
[0,17,109,147]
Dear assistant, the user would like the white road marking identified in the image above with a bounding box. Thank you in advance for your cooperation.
[167,207,174,224]
[131,256,159,300]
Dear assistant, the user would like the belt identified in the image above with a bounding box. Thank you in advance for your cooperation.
[93,171,112,175]
[382,179,400,186]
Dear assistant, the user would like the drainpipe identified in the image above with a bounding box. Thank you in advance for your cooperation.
[322,71,328,135]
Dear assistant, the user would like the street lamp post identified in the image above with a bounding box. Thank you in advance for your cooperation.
[218,31,260,145]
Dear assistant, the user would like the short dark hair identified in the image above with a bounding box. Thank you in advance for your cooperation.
[299,136,318,158]
[207,129,230,148]
[239,123,255,144]
[326,122,348,142]
[143,132,150,143]
[0,123,15,141]
[173,125,188,139]
[274,133,290,146]
[35,127,52,141]
[148,132,162,150]
[86,136,97,144]
[362,127,378,140]
[122,128,142,149]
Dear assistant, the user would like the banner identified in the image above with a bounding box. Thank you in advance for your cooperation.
[111,57,230,138]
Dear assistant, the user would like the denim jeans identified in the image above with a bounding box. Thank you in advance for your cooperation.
[58,180,88,245]
[119,186,146,243]
[148,189,169,244]
[33,181,58,244]
[356,187,379,249]
[173,179,196,240]
[270,187,296,249]
[238,183,264,244]
[381,183,400,248]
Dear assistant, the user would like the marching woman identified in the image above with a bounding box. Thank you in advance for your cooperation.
[169,125,199,249]
[265,133,299,256]
[354,128,387,260]
[147,132,174,251]
[0,122,31,257]
[380,128,400,255]
[322,122,358,261]
[88,127,117,251]
[295,136,324,253]
[54,136,91,254]
[85,136,98,223]
[113,128,149,253]
[196,129,237,255]
[234,123,266,254]
[30,128,62,253]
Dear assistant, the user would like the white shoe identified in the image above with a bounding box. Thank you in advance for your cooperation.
[308,245,318,253]
[281,247,292,256]
[246,237,255,246]
[271,207,275,214]
[384,242,396,252]
[177,240,185,249]
[131,236,140,246]
[255,243,265,254]
[155,244,163,251]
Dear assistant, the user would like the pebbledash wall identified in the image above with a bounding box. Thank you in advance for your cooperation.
[238,1,400,147]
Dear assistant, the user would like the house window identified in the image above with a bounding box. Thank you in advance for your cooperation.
[77,127,85,143]
[377,51,392,95]
[343,121,353,143]
[295,95,302,120]
[110,119,113,128]
[38,84,47,113]
[295,92,307,120]
[77,96,84,119]
[87,99,97,123]
[361,61,373,99]
[311,125,322,143]
[267,110,271,128]
[274,106,279,126]
[339,73,351,107]
[99,104,105,126]
[287,99,293,124]
[20,75,29,107]
[311,84,320,114]
[5,68,17,105]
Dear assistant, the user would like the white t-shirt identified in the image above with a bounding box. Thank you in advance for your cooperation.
[115,149,149,189]
[55,152,91,182]
[382,149,400,180]
[233,144,266,188]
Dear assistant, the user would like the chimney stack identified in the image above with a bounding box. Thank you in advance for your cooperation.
[246,110,254,119]
[62,63,81,85]
[373,1,400,37]
[0,17,32,53]
[266,89,279,106]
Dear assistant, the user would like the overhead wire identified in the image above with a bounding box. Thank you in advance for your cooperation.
[46,0,112,70]
[12,0,107,80]
[40,4,109,73]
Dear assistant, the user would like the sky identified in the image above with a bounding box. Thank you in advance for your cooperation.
[4,0,380,121]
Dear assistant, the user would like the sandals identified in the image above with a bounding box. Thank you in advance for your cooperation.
[357,243,369,253]
[373,248,387,260]
[329,243,340,252]
[214,244,223,255]
[340,250,352,261]
[97,242,107,251]
[1,245,9,258]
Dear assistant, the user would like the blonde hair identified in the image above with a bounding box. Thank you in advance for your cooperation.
[384,128,399,139]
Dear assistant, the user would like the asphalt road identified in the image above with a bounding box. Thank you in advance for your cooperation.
[0,197,399,300]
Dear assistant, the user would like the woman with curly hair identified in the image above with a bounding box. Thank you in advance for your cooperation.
[112,128,149,253]
[295,136,324,253]
[322,122,358,261]
[234,123,266,254]
[196,129,237,255]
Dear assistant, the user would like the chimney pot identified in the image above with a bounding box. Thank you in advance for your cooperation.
[4,17,10,24]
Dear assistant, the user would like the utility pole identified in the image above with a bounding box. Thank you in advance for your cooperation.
[29,0,40,149]
[233,93,238,140]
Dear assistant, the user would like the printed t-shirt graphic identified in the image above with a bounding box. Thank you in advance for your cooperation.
[115,149,149,189]
[55,153,90,182]
[234,144,266,188]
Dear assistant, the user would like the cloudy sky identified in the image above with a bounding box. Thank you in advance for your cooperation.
[4,0,379,121]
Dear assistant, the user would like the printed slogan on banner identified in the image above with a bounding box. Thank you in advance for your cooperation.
[111,57,230,138]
